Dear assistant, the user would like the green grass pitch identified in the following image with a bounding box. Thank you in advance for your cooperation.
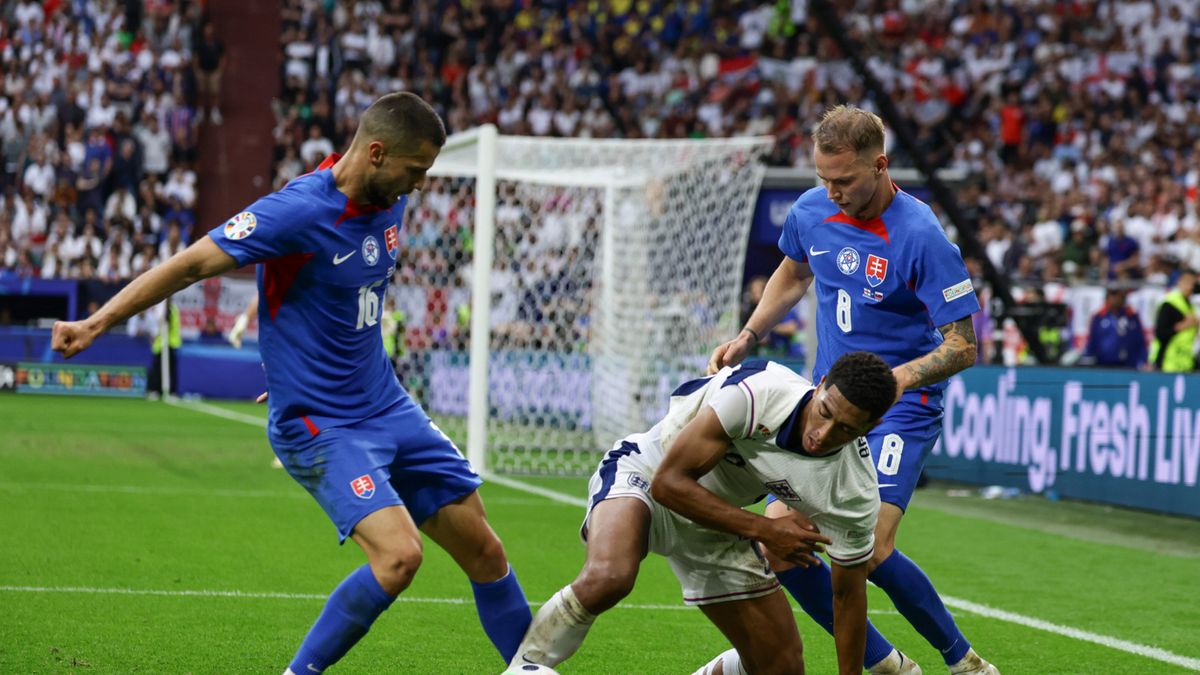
[2,395,1199,673]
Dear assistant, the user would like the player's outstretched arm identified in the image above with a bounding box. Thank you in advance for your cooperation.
[651,408,830,566]
[891,315,978,401]
[707,257,814,374]
[52,236,238,359]
[830,560,869,675]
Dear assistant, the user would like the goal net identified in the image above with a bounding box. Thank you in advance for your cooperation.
[395,126,771,475]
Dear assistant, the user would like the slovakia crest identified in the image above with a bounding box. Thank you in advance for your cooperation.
[362,235,380,266]
[350,474,376,499]
[865,254,888,287]
[384,224,399,260]
[836,247,860,275]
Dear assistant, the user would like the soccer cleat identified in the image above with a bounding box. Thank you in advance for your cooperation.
[869,648,922,675]
[947,649,998,675]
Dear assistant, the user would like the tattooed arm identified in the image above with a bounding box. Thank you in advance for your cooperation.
[892,316,978,402]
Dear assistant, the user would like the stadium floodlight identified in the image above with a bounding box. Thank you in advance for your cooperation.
[411,125,772,475]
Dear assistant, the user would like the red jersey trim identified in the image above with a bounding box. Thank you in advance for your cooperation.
[314,153,388,227]
[263,252,315,320]
[823,211,890,244]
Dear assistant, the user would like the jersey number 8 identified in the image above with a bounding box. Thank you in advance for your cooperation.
[836,288,852,333]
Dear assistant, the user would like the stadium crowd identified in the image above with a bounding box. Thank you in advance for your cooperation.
[4,0,1200,366]
[0,0,215,283]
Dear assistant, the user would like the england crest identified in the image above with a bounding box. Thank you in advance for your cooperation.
[836,247,860,275]
[765,479,801,501]
[350,474,376,499]
[362,236,380,266]
[865,254,888,287]
[384,224,399,260]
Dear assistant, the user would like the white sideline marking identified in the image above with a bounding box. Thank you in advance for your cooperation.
[165,398,268,428]
[482,473,588,508]
[0,483,563,507]
[0,482,304,499]
[938,597,1200,671]
[170,400,1200,671]
[0,585,897,616]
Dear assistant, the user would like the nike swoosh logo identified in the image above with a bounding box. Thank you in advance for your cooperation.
[306,664,322,673]
[332,251,356,265]
[878,483,898,488]
[808,246,830,256]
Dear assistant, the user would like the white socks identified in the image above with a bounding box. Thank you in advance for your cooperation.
[692,648,746,675]
[508,585,597,668]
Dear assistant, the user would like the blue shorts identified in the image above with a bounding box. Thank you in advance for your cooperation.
[766,392,943,513]
[271,396,482,542]
[866,392,943,512]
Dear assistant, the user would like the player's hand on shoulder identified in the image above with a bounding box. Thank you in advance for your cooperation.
[51,320,97,359]
[757,511,831,568]
[707,333,754,375]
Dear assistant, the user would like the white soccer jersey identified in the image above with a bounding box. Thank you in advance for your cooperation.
[628,360,879,566]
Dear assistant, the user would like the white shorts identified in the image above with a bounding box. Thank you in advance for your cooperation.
[581,438,779,606]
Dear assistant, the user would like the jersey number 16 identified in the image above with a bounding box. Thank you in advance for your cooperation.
[356,280,385,329]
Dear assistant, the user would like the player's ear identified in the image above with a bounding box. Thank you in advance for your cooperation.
[367,140,387,166]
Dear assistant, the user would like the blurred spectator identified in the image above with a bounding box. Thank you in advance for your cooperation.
[1083,289,1147,369]
[1151,269,1198,372]
[193,21,226,125]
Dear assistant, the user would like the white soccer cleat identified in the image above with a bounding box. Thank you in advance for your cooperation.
[948,648,998,675]
[869,648,922,675]
[501,664,559,674]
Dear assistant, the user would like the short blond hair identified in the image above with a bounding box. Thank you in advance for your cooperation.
[812,105,885,158]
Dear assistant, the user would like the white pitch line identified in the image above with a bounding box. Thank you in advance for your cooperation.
[940,596,1200,671]
[0,482,304,499]
[0,585,898,615]
[165,397,268,428]
[170,398,1200,671]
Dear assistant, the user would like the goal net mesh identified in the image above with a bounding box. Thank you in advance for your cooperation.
[396,134,771,475]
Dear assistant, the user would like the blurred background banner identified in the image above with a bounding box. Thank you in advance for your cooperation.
[10,361,146,397]
[929,366,1200,517]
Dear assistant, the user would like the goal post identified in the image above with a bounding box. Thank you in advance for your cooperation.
[409,128,772,475]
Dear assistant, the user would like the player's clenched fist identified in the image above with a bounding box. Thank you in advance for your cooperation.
[51,320,97,359]
[706,330,757,375]
[756,511,831,568]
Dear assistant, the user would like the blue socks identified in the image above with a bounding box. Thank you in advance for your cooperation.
[471,565,533,663]
[289,564,396,673]
[869,550,970,664]
[776,560,895,668]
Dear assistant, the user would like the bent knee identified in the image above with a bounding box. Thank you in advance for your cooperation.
[465,533,511,581]
[574,560,637,610]
[372,546,424,594]
[867,540,895,574]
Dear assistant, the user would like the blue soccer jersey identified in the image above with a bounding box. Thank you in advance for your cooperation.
[778,186,980,395]
[210,154,407,440]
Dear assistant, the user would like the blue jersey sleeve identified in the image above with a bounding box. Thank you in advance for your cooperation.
[906,229,981,327]
[778,201,807,263]
[208,188,310,266]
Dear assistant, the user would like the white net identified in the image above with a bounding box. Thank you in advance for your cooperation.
[397,132,771,475]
